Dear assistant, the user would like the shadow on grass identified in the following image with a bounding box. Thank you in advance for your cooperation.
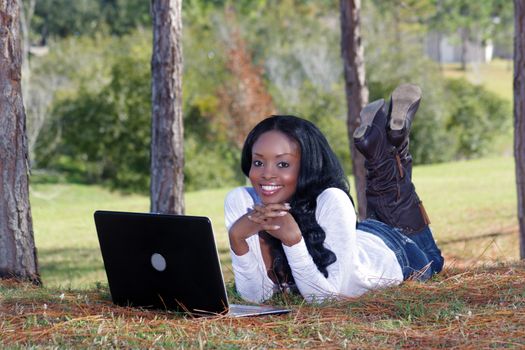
[38,246,234,290]
[38,247,106,289]
[31,169,90,185]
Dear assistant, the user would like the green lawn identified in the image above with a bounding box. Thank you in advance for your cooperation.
[30,155,519,289]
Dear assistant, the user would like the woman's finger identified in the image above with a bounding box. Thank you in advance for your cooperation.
[253,203,290,215]
[247,213,266,224]
[262,210,288,218]
[261,223,281,231]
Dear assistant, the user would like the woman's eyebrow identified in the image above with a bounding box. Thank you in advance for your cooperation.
[252,152,295,157]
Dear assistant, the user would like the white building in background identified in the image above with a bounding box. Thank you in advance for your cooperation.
[426,31,494,63]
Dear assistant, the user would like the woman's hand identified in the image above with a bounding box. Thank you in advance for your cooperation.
[248,203,302,247]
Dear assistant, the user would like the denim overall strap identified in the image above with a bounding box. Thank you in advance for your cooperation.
[246,187,261,205]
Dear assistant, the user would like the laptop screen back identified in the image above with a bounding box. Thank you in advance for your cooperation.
[94,211,229,314]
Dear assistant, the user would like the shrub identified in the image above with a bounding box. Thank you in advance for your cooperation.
[444,78,511,159]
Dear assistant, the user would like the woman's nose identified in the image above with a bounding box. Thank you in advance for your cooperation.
[261,167,276,179]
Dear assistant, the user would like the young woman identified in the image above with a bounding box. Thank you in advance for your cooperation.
[224,84,444,303]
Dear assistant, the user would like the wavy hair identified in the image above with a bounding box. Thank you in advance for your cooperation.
[241,115,353,287]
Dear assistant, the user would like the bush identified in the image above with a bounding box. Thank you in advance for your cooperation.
[37,52,152,192]
[444,78,511,159]
[35,29,244,193]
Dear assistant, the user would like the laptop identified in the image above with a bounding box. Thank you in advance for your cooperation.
[94,210,291,317]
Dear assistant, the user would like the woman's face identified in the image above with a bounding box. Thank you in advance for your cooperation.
[249,130,301,205]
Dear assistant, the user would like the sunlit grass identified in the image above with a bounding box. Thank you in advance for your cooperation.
[30,155,519,289]
[30,184,232,288]
[413,156,518,263]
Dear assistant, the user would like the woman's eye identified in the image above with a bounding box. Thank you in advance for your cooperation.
[252,160,263,167]
[277,162,290,168]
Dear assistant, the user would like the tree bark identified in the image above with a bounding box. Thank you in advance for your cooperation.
[514,0,525,259]
[150,0,184,215]
[340,0,369,219]
[460,27,469,70]
[0,0,41,284]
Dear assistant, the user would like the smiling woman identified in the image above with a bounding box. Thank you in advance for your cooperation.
[224,85,445,304]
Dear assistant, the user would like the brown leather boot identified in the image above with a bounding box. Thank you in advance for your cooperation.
[354,96,430,234]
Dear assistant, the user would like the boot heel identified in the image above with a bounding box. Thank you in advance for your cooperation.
[390,83,421,131]
[353,124,368,139]
[353,99,385,140]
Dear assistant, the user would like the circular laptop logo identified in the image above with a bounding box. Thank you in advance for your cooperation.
[151,253,167,272]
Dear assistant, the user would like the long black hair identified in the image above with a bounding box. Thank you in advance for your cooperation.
[241,115,353,287]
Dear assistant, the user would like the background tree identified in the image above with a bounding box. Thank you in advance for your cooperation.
[340,0,368,219]
[150,0,184,214]
[492,0,515,61]
[27,1,512,195]
[0,0,41,284]
[515,0,525,259]
[430,1,501,70]
[215,7,275,148]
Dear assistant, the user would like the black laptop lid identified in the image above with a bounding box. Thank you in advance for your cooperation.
[94,211,229,314]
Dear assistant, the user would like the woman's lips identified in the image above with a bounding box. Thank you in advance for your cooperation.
[260,184,283,196]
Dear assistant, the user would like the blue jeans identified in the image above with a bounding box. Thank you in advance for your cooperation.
[357,219,444,281]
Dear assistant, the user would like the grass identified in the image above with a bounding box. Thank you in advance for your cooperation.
[30,155,519,290]
[1,155,522,348]
[30,184,232,288]
[413,156,518,264]
[1,263,524,348]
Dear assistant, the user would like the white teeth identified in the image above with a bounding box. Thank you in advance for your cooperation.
[261,185,282,191]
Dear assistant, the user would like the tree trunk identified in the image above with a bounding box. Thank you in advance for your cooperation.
[150,0,184,215]
[0,0,41,284]
[460,27,468,70]
[18,0,42,165]
[514,0,525,259]
[437,32,443,70]
[339,0,369,220]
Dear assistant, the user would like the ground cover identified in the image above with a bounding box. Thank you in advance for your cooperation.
[1,155,521,347]
[1,263,523,348]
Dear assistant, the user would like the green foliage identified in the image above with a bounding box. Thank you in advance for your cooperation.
[36,32,152,192]
[444,78,511,159]
[30,0,151,41]
[429,0,505,42]
[35,26,246,192]
[184,137,243,192]
[32,1,513,193]
[364,2,454,165]
[363,1,511,164]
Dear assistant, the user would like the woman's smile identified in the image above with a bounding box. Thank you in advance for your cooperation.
[260,184,284,196]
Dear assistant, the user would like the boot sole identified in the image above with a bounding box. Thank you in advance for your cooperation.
[354,99,385,139]
[390,83,421,131]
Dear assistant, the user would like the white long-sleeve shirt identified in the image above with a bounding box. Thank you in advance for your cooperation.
[224,186,403,303]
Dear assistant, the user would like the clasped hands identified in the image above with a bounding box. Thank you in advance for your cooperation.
[248,203,302,247]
